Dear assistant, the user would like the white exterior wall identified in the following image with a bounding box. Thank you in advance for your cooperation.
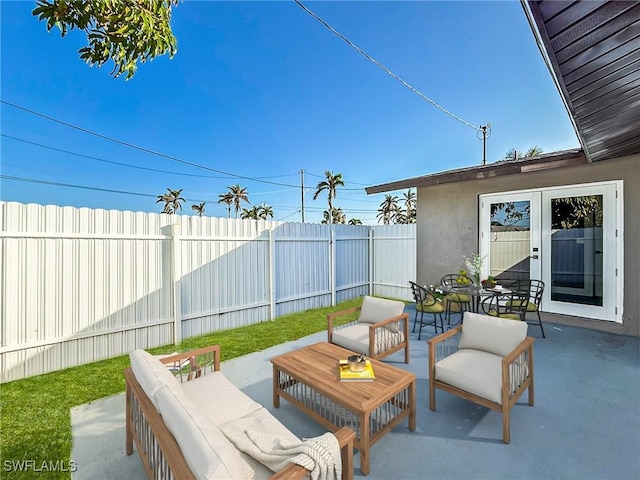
[0,202,416,381]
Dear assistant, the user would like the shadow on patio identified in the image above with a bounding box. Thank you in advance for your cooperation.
[71,305,640,479]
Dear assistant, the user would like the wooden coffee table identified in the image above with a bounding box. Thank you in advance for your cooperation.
[271,342,416,475]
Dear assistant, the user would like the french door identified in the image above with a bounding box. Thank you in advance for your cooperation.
[479,192,540,283]
[480,181,621,322]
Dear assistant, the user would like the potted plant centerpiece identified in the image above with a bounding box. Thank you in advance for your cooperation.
[464,253,485,286]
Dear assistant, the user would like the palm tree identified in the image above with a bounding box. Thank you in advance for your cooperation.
[313,171,344,225]
[217,192,233,218]
[348,218,362,225]
[191,202,205,217]
[241,206,260,220]
[156,188,185,214]
[228,184,249,219]
[505,146,544,160]
[377,194,399,225]
[258,203,274,220]
[322,207,346,225]
[241,203,273,220]
[525,146,543,157]
[400,189,416,224]
[505,148,520,160]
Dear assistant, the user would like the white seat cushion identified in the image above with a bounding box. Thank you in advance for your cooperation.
[459,312,527,357]
[435,349,503,404]
[332,324,405,356]
[129,349,183,410]
[155,385,248,479]
[180,371,263,425]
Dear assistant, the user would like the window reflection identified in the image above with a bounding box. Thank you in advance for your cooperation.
[550,195,603,306]
[489,201,530,282]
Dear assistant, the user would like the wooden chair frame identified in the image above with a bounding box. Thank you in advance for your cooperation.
[327,306,410,363]
[428,326,535,444]
[125,344,356,480]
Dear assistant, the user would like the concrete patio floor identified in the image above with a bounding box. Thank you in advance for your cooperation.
[71,308,640,479]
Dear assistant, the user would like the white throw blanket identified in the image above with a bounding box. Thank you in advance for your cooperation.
[220,417,341,480]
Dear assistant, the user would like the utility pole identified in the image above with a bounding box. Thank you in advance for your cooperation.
[300,169,305,223]
[478,123,491,165]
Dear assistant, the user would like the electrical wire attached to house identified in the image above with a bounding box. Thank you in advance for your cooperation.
[293,0,481,132]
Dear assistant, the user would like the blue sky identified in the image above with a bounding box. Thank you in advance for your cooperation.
[1,0,579,224]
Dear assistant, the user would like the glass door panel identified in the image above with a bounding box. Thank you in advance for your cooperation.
[541,182,619,321]
[480,192,540,284]
[489,200,531,282]
[550,195,603,306]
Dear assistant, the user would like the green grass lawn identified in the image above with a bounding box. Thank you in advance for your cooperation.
[0,298,363,480]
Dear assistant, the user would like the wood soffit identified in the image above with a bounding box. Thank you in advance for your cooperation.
[527,1,640,163]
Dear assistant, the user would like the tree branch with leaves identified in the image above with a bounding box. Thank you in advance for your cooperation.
[33,0,180,80]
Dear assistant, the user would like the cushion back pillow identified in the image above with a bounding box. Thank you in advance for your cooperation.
[129,349,181,410]
[458,312,527,357]
[358,296,405,325]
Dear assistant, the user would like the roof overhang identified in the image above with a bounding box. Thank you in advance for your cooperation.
[524,1,640,162]
[365,149,586,194]
[367,2,639,195]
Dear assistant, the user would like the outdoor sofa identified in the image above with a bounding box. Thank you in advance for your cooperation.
[125,344,355,479]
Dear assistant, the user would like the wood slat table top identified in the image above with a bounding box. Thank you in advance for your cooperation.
[271,342,416,412]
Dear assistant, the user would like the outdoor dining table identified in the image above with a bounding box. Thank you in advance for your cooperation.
[440,284,510,314]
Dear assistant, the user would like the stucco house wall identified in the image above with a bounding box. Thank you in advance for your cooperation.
[416,153,639,336]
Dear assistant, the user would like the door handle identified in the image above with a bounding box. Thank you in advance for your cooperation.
[530,255,539,259]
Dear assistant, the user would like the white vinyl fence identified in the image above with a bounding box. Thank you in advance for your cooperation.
[0,202,415,382]
[489,230,530,279]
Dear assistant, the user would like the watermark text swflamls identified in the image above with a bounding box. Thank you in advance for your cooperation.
[3,460,78,473]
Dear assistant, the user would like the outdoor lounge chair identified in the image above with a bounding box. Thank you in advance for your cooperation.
[428,311,535,443]
[327,295,410,363]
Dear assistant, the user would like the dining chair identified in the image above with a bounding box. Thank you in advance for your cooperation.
[505,279,546,337]
[480,290,529,321]
[409,282,445,340]
[440,274,472,326]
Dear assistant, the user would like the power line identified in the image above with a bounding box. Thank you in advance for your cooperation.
[3,134,304,182]
[304,171,365,191]
[2,102,365,191]
[306,170,373,188]
[1,134,232,179]
[1,100,301,188]
[293,0,480,131]
[276,210,302,222]
[1,174,377,214]
[1,175,160,200]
